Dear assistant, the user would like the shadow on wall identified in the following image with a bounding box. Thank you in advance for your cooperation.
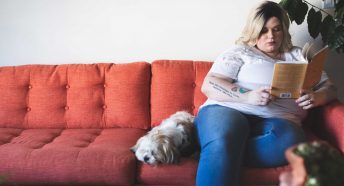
[325,51,344,103]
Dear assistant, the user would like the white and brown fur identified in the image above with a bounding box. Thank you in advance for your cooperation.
[131,111,198,165]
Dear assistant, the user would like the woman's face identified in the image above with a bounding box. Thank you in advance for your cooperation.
[256,16,283,56]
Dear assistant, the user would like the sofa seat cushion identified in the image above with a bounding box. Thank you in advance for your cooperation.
[137,158,198,186]
[136,156,289,186]
[0,128,146,185]
[241,166,289,185]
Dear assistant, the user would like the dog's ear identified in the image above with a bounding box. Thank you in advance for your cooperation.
[130,136,143,153]
[156,135,180,164]
[130,145,137,153]
[164,144,180,164]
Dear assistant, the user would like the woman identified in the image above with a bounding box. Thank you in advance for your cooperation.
[195,1,337,186]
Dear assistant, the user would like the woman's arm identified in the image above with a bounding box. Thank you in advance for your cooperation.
[201,72,274,105]
[296,79,337,110]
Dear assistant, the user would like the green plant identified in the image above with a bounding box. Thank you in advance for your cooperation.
[293,142,344,186]
[279,0,344,53]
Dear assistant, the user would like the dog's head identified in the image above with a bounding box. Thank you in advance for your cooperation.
[131,132,180,165]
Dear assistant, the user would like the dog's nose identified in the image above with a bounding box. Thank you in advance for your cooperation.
[143,156,150,162]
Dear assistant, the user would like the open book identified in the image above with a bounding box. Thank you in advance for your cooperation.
[270,42,329,98]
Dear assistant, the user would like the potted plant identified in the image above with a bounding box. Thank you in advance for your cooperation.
[279,0,344,53]
[279,141,344,186]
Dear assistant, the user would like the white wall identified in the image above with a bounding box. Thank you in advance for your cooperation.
[0,0,254,65]
[0,0,343,101]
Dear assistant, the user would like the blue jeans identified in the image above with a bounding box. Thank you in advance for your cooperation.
[195,105,306,186]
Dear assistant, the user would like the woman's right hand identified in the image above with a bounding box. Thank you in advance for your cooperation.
[246,86,274,105]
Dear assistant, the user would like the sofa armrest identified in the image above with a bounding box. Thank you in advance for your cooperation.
[311,100,344,153]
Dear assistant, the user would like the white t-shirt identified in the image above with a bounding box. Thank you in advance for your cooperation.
[201,45,328,125]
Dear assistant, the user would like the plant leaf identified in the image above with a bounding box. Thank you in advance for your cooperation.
[320,15,336,43]
[335,0,344,13]
[280,0,302,22]
[328,25,344,51]
[307,8,322,38]
[295,1,308,25]
[335,0,344,23]
[279,0,292,10]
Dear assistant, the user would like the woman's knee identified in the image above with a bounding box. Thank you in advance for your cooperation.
[245,118,305,167]
[269,118,306,143]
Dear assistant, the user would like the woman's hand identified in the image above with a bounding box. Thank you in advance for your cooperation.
[295,89,318,110]
[296,80,337,110]
[246,86,274,106]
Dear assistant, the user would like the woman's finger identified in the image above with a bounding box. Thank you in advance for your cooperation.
[302,103,313,110]
[296,94,311,103]
[299,99,313,109]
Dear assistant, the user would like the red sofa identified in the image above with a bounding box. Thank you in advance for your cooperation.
[0,60,343,186]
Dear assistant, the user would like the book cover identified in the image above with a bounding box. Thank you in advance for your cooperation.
[270,43,329,99]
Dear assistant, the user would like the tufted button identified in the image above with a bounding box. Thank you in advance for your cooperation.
[28,85,33,89]
[66,85,70,89]
[192,83,196,88]
[64,106,69,110]
[27,107,31,112]
[191,105,195,110]
[103,84,107,88]
[102,105,107,109]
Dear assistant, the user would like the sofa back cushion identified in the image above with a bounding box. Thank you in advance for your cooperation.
[0,62,151,129]
[151,60,212,127]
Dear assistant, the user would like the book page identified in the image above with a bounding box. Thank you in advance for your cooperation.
[302,47,329,89]
[302,42,311,60]
[271,63,308,98]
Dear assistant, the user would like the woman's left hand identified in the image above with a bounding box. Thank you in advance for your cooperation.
[295,89,318,110]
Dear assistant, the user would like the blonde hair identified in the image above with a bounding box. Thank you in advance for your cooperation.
[235,1,293,52]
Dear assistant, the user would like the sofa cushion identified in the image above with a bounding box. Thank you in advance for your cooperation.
[137,158,198,185]
[0,128,146,185]
[0,62,151,129]
[240,166,289,185]
[315,101,344,152]
[136,156,289,186]
[151,60,211,127]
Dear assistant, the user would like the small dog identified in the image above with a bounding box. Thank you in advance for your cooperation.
[131,111,197,165]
